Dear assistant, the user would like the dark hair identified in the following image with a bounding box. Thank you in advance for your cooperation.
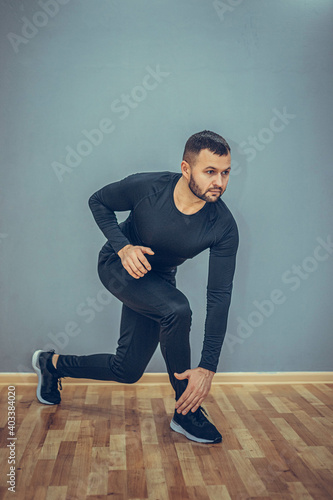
[182,130,230,165]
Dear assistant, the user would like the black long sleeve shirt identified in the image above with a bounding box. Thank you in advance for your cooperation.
[88,171,239,372]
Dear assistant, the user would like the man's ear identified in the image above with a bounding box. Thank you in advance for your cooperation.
[181,160,191,180]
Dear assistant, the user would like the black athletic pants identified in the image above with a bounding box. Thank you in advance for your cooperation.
[56,255,191,400]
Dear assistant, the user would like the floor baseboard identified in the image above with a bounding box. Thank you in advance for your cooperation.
[0,371,332,385]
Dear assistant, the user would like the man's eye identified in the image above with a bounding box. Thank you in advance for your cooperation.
[207,170,214,174]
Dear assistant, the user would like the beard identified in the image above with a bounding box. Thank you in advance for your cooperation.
[188,175,224,202]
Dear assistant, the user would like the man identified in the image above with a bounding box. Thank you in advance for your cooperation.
[32,130,239,444]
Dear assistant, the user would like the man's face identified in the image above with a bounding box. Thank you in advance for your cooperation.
[185,149,231,202]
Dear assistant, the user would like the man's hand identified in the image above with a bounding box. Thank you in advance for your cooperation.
[118,244,154,279]
[174,367,214,415]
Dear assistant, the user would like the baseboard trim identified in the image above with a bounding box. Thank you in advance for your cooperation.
[0,372,332,385]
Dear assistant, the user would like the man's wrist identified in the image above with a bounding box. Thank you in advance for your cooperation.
[117,244,132,257]
[196,367,215,378]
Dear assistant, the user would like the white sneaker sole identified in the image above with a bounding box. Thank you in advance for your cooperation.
[32,349,57,405]
[170,418,220,444]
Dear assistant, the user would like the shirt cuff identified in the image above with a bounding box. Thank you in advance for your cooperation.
[197,361,217,373]
[110,238,131,254]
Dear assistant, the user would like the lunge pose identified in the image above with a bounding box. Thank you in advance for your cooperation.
[32,130,239,444]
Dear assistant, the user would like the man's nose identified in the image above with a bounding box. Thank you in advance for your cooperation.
[214,175,223,188]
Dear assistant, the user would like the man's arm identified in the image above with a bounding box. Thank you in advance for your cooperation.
[88,172,155,278]
[175,217,239,414]
[88,174,136,254]
[200,217,239,371]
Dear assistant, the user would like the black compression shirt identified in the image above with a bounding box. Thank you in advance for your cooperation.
[88,171,239,372]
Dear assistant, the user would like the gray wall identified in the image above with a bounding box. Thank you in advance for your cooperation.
[1,0,332,374]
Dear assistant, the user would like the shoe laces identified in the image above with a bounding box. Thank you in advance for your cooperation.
[195,406,209,421]
[184,406,210,427]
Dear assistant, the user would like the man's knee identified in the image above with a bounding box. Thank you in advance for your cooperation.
[110,356,144,384]
[122,369,143,384]
[174,300,192,320]
[162,298,192,328]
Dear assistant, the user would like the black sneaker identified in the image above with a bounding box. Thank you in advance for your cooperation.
[170,406,222,443]
[32,349,62,405]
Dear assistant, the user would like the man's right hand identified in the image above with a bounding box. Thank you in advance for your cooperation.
[117,244,155,279]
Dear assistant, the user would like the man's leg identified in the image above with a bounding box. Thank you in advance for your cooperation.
[55,257,191,399]
[102,258,192,400]
[32,302,160,405]
[55,303,160,383]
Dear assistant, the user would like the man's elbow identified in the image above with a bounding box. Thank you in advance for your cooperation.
[207,290,232,310]
[88,192,98,210]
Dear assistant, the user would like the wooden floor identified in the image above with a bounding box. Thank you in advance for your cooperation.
[0,382,333,500]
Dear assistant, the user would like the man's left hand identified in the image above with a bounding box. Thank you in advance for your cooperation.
[174,367,215,415]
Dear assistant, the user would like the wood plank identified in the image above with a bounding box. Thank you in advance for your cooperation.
[25,459,55,500]
[65,420,94,500]
[145,468,168,500]
[87,447,110,496]
[286,481,314,499]
[208,446,250,499]
[278,413,325,447]
[142,443,163,469]
[270,417,308,450]
[233,428,266,458]
[228,449,267,496]
[175,443,205,486]
[293,409,333,445]
[45,486,68,500]
[206,485,232,500]
[233,386,262,411]
[249,456,292,496]
[107,469,127,498]
[49,441,77,486]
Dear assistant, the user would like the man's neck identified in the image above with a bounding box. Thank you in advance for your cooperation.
[173,176,206,215]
